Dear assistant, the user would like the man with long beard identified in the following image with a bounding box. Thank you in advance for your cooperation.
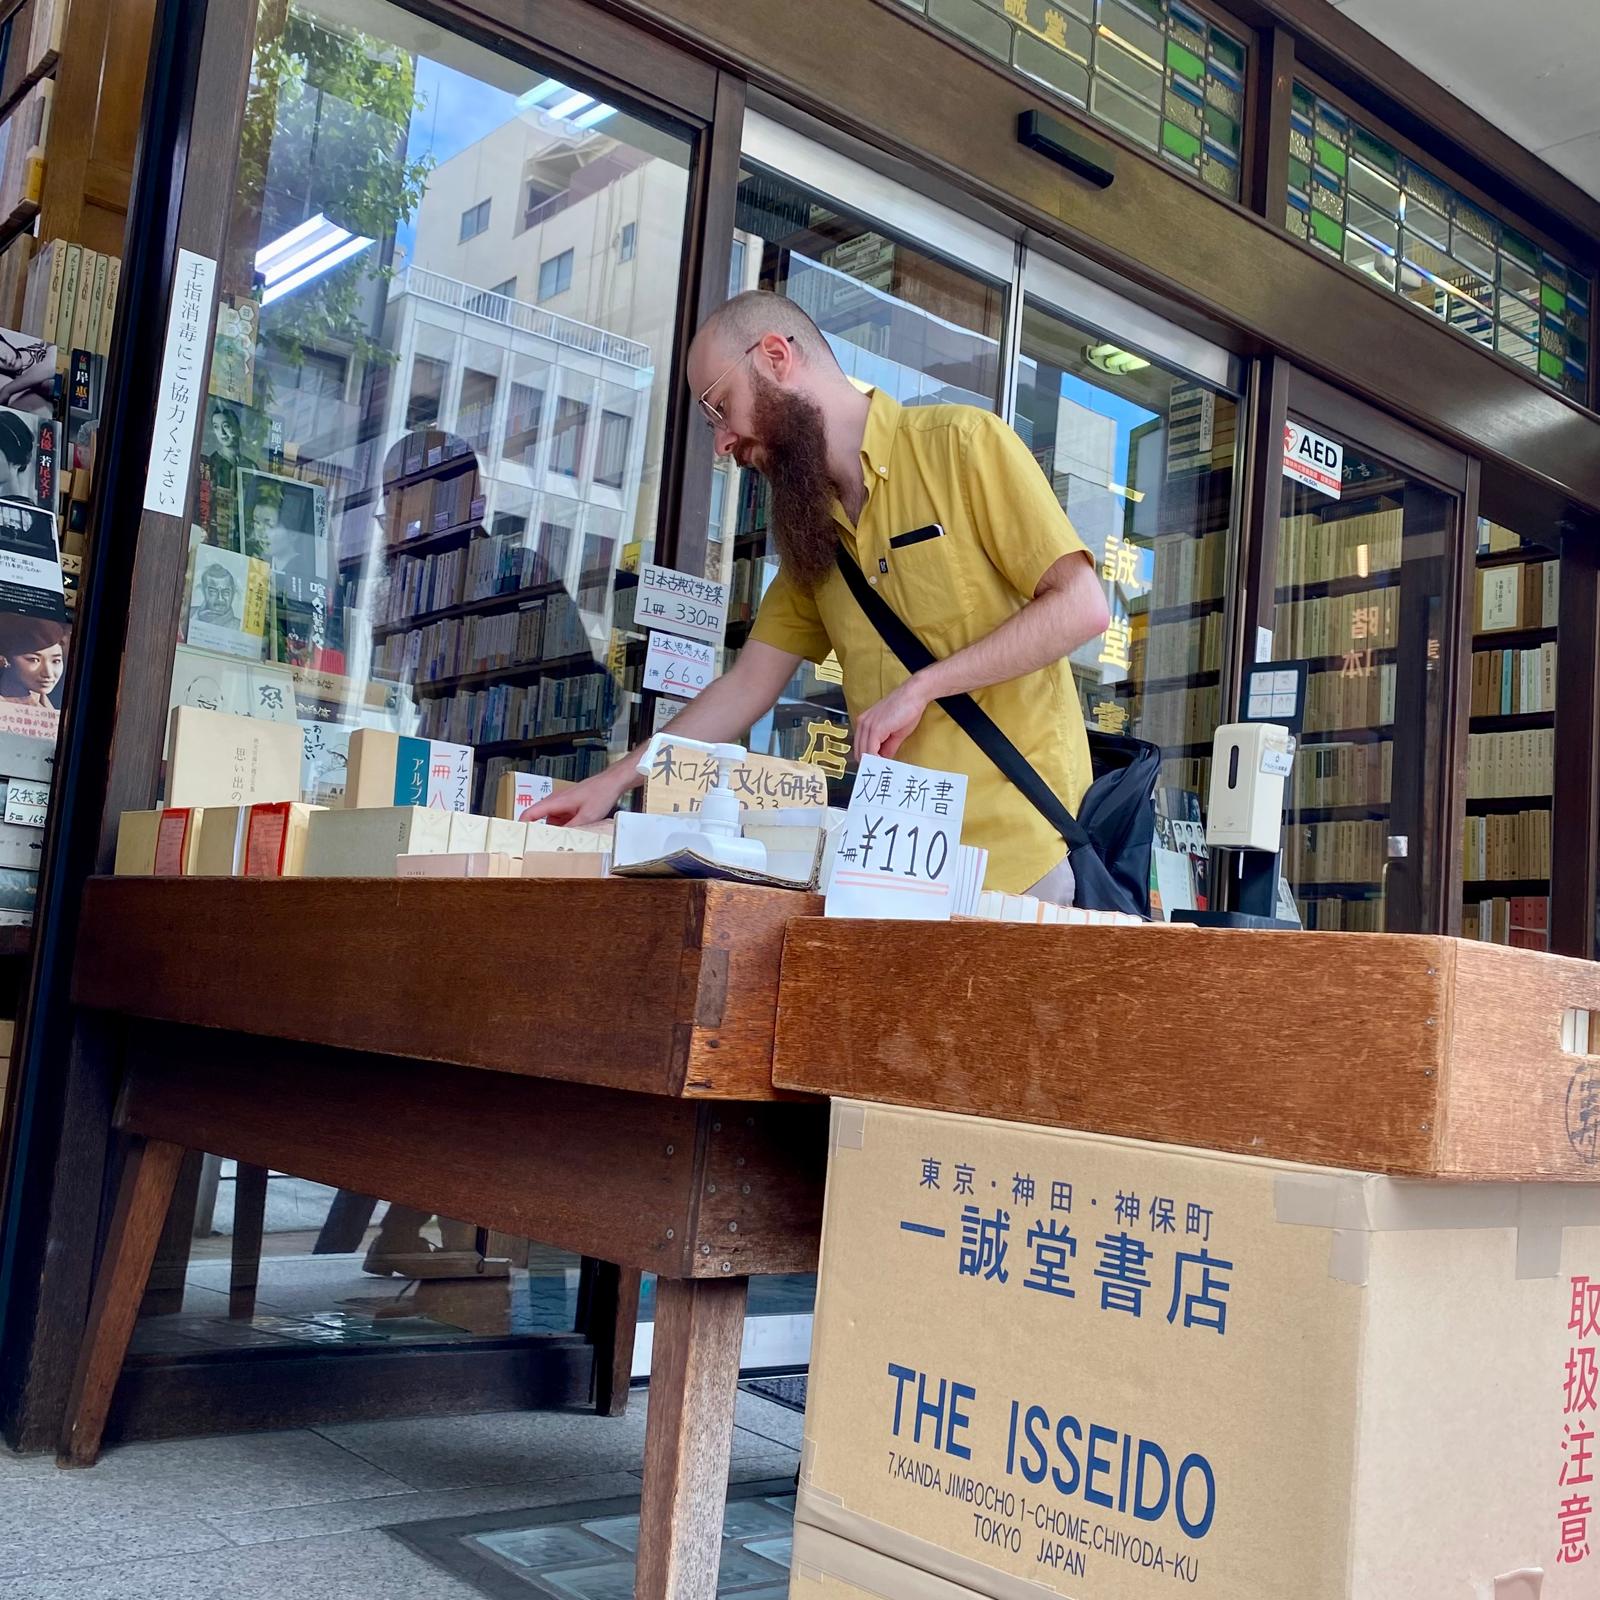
[526,291,1110,901]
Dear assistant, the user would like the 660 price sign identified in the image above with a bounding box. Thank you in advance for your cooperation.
[826,756,968,922]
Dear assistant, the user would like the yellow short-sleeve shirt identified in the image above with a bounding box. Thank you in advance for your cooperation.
[750,388,1093,893]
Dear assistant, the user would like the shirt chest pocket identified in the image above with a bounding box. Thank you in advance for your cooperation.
[881,525,966,636]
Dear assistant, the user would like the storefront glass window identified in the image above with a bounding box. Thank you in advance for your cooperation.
[1285,80,1592,405]
[723,161,1007,788]
[1013,301,1238,834]
[1461,514,1557,947]
[144,0,699,1355]
[897,0,1248,200]
[1273,420,1454,932]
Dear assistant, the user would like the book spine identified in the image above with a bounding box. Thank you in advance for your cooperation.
[70,248,98,353]
[54,243,78,352]
[96,256,121,356]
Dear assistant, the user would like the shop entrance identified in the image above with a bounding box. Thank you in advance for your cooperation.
[1262,370,1469,934]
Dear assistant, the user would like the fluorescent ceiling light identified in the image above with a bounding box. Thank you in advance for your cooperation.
[255,213,332,277]
[261,231,374,305]
[571,101,617,129]
[258,218,350,287]
[517,77,566,108]
[549,90,593,120]
[1084,341,1150,375]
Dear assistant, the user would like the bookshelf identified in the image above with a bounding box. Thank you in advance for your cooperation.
[1460,517,1559,948]
[346,433,624,800]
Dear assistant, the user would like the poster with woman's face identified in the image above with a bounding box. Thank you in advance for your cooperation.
[0,408,51,510]
[0,329,57,417]
[240,469,329,585]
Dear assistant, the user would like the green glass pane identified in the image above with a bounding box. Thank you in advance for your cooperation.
[1162,120,1202,163]
[1291,81,1315,119]
[1540,350,1564,380]
[1166,38,1205,81]
[1310,210,1343,253]
[1314,134,1347,176]
[1124,0,1164,21]
[1287,155,1311,193]
[1542,282,1567,315]
[1203,102,1239,152]
[1351,124,1397,177]
[1502,227,1539,270]
[1208,25,1245,73]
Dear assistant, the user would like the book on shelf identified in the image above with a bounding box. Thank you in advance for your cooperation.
[1282,818,1386,885]
[1302,662,1396,734]
[1462,895,1549,949]
[1293,739,1393,810]
[1277,505,1402,589]
[418,669,622,750]
[1469,643,1557,717]
[1274,585,1398,660]
[23,241,121,358]
[1294,893,1384,932]
[1150,529,1226,610]
[1466,728,1555,799]
[1475,560,1558,634]
[1124,683,1220,750]
[164,706,301,809]
[1462,810,1551,884]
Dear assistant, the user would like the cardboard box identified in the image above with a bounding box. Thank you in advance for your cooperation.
[799,1100,1600,1599]
[165,707,301,809]
[344,729,472,812]
[519,850,610,879]
[303,806,452,877]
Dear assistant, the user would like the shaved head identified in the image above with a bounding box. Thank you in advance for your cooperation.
[693,290,838,370]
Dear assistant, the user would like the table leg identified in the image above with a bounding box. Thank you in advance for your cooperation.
[58,1136,186,1467]
[636,1275,748,1600]
[228,1162,269,1320]
[588,1263,642,1418]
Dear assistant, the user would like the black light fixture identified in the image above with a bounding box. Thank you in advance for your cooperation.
[1017,110,1115,190]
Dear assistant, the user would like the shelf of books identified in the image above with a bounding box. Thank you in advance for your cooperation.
[1274,474,1408,931]
[1460,517,1558,948]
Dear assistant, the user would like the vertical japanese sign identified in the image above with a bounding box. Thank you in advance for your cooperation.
[825,755,966,921]
[1559,1274,1598,1568]
[1095,529,1150,705]
[143,250,219,516]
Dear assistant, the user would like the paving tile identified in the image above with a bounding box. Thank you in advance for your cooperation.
[315,1406,654,1491]
[11,1429,408,1522]
[733,1390,806,1450]
[0,1510,228,1580]
[0,1527,483,1599]
[206,1470,644,1546]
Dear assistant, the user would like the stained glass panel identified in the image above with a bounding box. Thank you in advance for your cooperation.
[1282,80,1592,403]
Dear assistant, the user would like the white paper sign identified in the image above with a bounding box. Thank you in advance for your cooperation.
[826,755,967,922]
[651,695,687,734]
[4,778,49,828]
[643,631,716,699]
[144,249,219,516]
[1282,420,1343,500]
[636,563,728,646]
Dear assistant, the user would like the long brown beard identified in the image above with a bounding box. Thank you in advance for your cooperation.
[751,374,837,593]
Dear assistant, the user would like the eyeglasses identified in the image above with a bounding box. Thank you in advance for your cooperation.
[697,335,794,429]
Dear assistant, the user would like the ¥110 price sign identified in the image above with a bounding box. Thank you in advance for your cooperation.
[826,755,968,921]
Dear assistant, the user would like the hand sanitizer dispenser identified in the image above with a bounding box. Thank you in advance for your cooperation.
[628,734,768,873]
[1173,721,1297,930]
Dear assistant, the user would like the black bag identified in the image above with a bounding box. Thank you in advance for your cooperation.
[836,547,1160,917]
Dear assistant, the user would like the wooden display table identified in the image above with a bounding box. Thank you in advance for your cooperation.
[65,876,827,1600]
[775,920,1600,1179]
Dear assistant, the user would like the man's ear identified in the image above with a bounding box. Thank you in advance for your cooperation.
[759,331,796,382]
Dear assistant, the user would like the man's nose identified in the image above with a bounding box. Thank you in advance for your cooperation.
[713,427,738,458]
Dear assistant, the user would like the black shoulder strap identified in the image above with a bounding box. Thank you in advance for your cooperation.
[834,546,1091,855]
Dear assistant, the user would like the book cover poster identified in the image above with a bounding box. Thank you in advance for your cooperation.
[184,526,269,661]
[198,397,252,550]
[242,469,332,668]
[0,409,55,510]
[0,500,64,620]
[0,611,68,740]
[0,329,56,415]
[208,298,257,406]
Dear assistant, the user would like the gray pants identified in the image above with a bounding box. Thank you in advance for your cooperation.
[1026,853,1076,907]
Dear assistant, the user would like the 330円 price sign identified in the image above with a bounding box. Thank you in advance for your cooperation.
[826,755,967,921]
[636,563,728,647]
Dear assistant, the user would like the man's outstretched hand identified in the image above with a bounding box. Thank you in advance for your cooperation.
[521,762,634,825]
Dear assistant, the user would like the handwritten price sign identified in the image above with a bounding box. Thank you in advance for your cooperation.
[826,755,968,922]
[636,563,728,646]
[643,631,716,699]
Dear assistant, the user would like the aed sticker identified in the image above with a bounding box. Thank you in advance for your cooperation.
[1282,421,1343,500]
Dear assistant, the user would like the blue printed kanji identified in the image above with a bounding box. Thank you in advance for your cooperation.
[1012,1173,1035,1206]
[1094,1231,1154,1316]
[954,1164,975,1197]
[1050,1181,1073,1214]
[959,1205,1010,1283]
[1114,1190,1141,1226]
[920,1159,941,1190]
[1185,1203,1213,1242]
[1149,1197,1177,1234]
[1167,1248,1233,1334]
[1023,1217,1076,1298]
